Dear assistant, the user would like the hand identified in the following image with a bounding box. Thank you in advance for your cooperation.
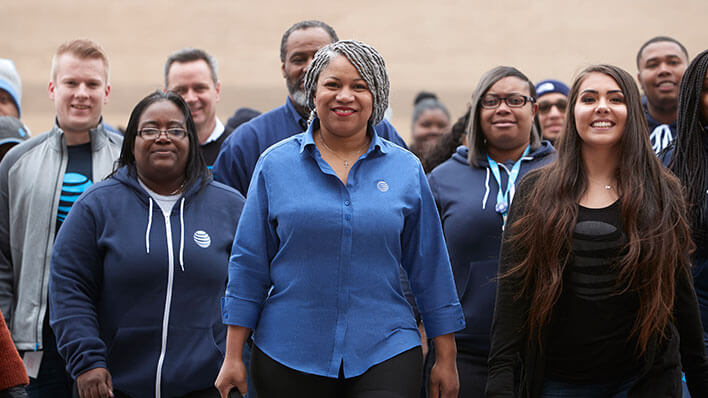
[215,358,248,398]
[76,367,113,398]
[429,357,460,398]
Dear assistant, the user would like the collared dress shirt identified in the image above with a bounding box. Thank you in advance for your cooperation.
[222,119,464,378]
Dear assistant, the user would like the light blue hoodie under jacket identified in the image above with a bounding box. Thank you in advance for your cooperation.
[49,166,245,398]
[427,142,556,357]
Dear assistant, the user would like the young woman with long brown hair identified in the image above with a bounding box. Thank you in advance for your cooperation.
[486,64,708,397]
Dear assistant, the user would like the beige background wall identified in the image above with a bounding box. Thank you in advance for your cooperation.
[2,0,707,142]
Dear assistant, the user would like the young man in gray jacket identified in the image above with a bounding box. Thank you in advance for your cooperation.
[0,39,122,398]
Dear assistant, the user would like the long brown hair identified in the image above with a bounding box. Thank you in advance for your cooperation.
[505,64,693,354]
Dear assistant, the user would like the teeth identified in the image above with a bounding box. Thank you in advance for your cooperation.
[592,121,612,128]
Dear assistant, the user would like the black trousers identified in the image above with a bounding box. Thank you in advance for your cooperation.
[76,385,239,398]
[251,345,423,398]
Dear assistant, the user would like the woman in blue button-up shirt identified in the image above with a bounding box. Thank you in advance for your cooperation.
[216,40,464,398]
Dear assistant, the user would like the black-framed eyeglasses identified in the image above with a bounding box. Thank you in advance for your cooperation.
[480,94,534,109]
[138,128,188,140]
[537,99,568,114]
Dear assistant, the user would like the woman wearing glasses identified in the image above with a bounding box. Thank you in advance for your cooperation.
[426,66,555,397]
[49,91,245,398]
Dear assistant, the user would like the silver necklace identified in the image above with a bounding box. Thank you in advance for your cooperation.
[588,177,614,191]
[318,133,369,168]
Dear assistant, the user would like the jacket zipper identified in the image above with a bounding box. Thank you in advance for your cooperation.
[36,141,67,349]
[154,213,175,398]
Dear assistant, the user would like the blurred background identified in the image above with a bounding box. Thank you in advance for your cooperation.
[2,0,706,142]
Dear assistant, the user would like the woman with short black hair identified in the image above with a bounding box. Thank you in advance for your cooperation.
[50,91,245,398]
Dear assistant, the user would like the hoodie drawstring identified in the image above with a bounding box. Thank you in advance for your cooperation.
[146,198,154,254]
[482,167,490,209]
[179,197,185,271]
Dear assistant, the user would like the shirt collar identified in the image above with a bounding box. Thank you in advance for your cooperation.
[202,117,224,145]
[299,117,391,156]
[285,97,309,131]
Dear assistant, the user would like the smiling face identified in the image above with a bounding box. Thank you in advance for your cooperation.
[282,27,334,113]
[637,41,688,111]
[134,100,189,187]
[479,76,536,160]
[574,72,627,150]
[313,54,373,140]
[48,54,110,138]
[166,59,220,143]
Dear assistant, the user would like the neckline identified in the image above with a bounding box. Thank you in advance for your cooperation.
[578,198,620,211]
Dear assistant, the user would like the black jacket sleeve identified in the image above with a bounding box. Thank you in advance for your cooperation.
[486,173,538,398]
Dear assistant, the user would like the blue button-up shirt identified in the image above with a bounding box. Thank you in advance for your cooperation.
[212,97,408,196]
[222,120,464,378]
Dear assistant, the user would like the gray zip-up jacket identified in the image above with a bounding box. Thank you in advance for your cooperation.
[0,122,122,350]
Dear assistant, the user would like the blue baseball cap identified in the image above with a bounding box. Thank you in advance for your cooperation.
[535,79,569,98]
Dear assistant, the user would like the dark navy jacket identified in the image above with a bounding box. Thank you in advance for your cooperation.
[212,97,407,196]
[662,144,708,336]
[49,167,245,397]
[427,142,556,357]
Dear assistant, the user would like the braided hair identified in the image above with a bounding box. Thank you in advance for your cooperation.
[669,49,708,248]
[304,40,389,127]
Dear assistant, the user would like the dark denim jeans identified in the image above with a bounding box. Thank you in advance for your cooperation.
[541,376,636,398]
[24,347,72,398]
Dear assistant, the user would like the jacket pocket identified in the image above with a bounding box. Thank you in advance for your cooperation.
[105,326,162,396]
[159,326,227,396]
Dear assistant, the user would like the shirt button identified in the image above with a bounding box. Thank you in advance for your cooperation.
[344,200,351,206]
[345,215,351,221]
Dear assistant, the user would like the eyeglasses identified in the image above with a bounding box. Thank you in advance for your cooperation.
[138,128,188,140]
[537,99,568,114]
[480,94,534,109]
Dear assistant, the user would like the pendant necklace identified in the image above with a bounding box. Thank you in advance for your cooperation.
[318,133,368,168]
[588,177,614,191]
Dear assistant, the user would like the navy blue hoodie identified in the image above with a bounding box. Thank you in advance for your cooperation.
[49,166,245,397]
[427,142,556,357]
